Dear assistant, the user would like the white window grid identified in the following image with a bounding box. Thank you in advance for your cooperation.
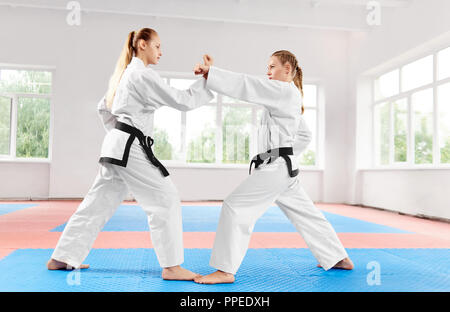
[159,74,321,169]
[371,50,450,169]
[0,90,53,162]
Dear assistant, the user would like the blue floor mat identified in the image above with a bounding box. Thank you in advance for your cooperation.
[51,205,409,233]
[0,203,37,216]
[0,248,448,292]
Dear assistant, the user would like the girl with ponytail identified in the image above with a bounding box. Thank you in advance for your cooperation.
[48,28,214,281]
[193,52,353,284]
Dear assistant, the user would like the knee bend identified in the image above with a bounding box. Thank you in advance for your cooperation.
[222,198,243,217]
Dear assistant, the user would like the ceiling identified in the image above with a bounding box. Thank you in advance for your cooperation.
[0,0,414,32]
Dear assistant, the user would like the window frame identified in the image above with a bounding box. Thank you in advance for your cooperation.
[0,65,54,163]
[156,73,322,169]
[371,49,450,169]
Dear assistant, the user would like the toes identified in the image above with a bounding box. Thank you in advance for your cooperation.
[194,278,206,284]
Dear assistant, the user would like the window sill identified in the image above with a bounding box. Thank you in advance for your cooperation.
[163,161,323,170]
[0,158,51,164]
[358,166,450,171]
[165,162,248,169]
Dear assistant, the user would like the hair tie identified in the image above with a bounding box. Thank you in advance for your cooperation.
[130,31,136,50]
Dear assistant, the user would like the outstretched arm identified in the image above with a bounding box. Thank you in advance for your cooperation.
[132,68,215,112]
[194,59,285,110]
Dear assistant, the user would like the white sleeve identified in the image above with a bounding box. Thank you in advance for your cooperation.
[97,96,117,132]
[293,117,312,156]
[206,66,285,109]
[132,69,214,112]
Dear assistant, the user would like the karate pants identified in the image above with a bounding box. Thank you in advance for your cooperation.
[51,141,184,269]
[209,158,349,275]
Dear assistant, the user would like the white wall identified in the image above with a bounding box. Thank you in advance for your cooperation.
[348,0,450,219]
[0,5,350,202]
[358,169,450,220]
[0,162,49,199]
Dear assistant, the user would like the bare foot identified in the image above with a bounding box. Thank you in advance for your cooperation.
[162,265,201,281]
[317,257,354,270]
[47,259,89,270]
[194,270,235,284]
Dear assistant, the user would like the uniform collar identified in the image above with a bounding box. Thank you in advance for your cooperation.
[129,56,148,69]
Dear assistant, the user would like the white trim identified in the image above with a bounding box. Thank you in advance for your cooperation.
[407,94,413,165]
[359,165,450,171]
[215,95,223,164]
[388,101,394,164]
[433,52,440,165]
[314,83,321,167]
[47,70,55,163]
[250,106,257,158]
[10,95,17,158]
[0,95,13,156]
[0,157,51,164]
[0,93,51,99]
[372,77,450,105]
[371,81,376,167]
[164,162,248,169]
[0,63,55,71]
[163,161,324,171]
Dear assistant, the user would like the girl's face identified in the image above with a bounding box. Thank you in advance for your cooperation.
[139,34,162,65]
[267,56,291,82]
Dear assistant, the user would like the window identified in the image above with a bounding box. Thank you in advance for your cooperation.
[372,46,450,167]
[374,102,390,165]
[393,98,408,163]
[301,84,318,166]
[438,83,450,163]
[412,89,433,164]
[0,68,52,160]
[152,106,181,160]
[186,106,216,163]
[0,96,11,155]
[152,77,321,167]
[222,105,252,164]
[401,55,433,92]
[438,46,450,80]
[374,69,399,100]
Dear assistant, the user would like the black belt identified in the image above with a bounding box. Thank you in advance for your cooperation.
[115,121,170,177]
[249,147,299,178]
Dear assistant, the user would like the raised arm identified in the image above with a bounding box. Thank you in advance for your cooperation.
[132,69,214,112]
[204,66,286,109]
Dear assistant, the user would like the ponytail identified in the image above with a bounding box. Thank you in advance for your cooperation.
[293,65,304,114]
[271,50,305,115]
[105,28,157,109]
[106,31,135,109]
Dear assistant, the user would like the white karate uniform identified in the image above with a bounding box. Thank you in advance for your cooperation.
[205,66,349,274]
[51,57,214,269]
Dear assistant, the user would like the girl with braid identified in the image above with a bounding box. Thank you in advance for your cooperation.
[193,51,353,284]
[47,28,213,280]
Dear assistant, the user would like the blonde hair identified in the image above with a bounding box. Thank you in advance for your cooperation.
[106,28,157,109]
[271,50,304,114]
